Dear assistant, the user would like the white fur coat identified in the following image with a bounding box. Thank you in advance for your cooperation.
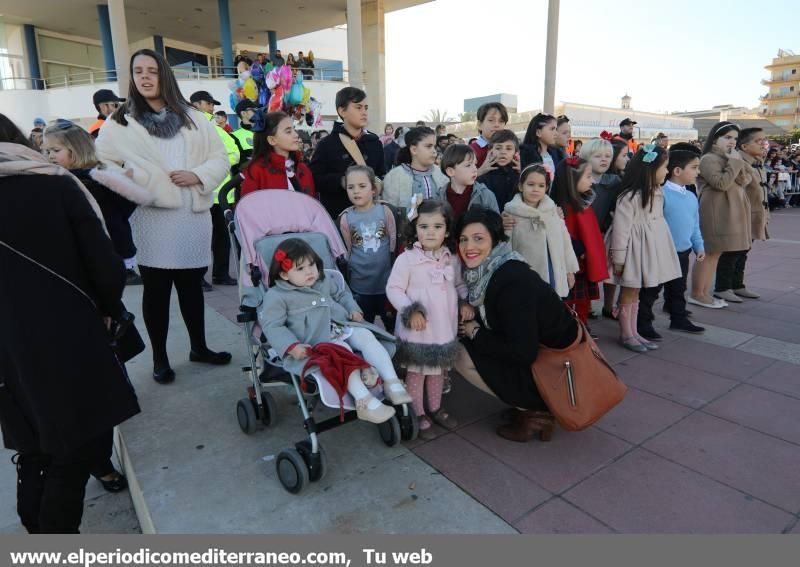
[95,107,229,212]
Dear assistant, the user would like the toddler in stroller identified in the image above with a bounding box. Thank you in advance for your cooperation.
[261,237,413,423]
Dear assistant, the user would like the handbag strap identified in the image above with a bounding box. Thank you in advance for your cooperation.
[0,239,98,311]
[339,133,368,166]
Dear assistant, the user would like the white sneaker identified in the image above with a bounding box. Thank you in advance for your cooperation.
[687,296,725,309]
[713,298,729,308]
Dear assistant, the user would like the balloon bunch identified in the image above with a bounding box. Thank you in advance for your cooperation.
[228,60,315,120]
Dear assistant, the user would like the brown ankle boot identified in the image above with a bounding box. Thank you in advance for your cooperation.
[496,410,555,443]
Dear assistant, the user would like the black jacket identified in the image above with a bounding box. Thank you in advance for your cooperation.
[384,140,400,172]
[477,165,520,209]
[72,169,137,259]
[309,122,386,217]
[463,261,578,410]
[589,173,623,233]
[0,174,139,456]
[519,143,563,170]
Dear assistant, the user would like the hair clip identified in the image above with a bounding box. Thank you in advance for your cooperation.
[565,156,582,167]
[274,249,293,271]
[599,130,614,141]
[407,193,423,222]
[641,143,659,163]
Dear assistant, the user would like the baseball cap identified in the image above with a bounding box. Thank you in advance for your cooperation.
[619,118,637,127]
[234,99,259,116]
[190,91,221,105]
[92,89,125,106]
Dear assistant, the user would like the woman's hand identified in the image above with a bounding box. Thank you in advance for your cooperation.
[288,344,311,360]
[458,320,480,339]
[459,303,476,322]
[613,264,624,276]
[170,170,201,187]
[501,212,517,231]
[567,273,576,289]
[409,312,427,331]
[476,150,497,177]
[349,311,364,322]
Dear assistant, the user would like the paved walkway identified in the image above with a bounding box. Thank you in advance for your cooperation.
[2,208,799,534]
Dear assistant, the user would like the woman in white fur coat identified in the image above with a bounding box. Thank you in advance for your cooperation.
[504,164,578,298]
[96,49,230,385]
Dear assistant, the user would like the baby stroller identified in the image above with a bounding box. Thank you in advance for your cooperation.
[219,184,418,494]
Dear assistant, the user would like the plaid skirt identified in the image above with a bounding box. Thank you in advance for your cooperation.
[564,272,599,302]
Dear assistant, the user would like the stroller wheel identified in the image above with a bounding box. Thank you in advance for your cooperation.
[260,392,277,427]
[377,415,401,447]
[276,448,309,494]
[236,398,258,434]
[398,404,419,442]
[296,440,328,483]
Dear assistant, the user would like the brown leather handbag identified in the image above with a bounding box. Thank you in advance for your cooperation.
[531,312,626,431]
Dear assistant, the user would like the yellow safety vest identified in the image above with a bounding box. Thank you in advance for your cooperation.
[203,112,240,204]
[231,127,254,152]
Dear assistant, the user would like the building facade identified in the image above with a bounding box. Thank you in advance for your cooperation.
[761,49,800,130]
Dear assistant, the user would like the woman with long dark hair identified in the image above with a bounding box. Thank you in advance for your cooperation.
[96,49,231,385]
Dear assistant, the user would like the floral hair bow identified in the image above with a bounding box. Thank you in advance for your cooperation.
[274,249,293,272]
[565,155,582,167]
[641,143,659,163]
[250,108,267,133]
[599,130,614,141]
[407,193,423,222]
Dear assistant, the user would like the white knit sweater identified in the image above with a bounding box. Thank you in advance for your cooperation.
[131,136,212,269]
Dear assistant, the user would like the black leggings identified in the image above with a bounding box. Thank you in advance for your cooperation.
[138,266,208,367]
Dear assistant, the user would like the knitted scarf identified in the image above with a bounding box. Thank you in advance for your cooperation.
[462,241,526,307]
[0,142,106,230]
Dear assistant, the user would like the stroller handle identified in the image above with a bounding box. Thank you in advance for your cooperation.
[218,174,243,216]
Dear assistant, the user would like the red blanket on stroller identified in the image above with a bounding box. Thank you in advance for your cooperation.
[301,343,372,420]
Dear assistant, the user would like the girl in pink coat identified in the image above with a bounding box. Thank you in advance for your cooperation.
[386,198,468,439]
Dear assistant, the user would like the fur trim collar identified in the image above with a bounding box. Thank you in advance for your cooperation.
[132,107,185,139]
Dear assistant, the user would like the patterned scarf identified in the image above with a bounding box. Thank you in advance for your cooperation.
[462,241,526,307]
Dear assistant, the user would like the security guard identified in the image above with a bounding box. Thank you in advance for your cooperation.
[231,99,258,163]
[190,91,240,288]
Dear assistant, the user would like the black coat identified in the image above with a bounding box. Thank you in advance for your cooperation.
[384,140,400,172]
[0,174,140,456]
[477,165,520,209]
[72,169,137,259]
[589,173,623,233]
[519,144,563,171]
[309,121,386,217]
[463,261,578,410]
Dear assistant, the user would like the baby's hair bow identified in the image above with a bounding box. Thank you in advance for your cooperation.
[407,193,423,222]
[274,249,293,271]
[642,143,659,164]
[600,130,614,141]
[565,155,582,167]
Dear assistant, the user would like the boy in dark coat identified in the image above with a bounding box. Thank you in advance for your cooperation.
[309,87,385,217]
[477,129,521,209]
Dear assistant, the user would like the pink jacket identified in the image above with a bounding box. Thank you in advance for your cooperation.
[386,243,466,371]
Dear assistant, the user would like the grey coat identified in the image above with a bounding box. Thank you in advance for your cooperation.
[432,181,499,212]
[259,269,395,375]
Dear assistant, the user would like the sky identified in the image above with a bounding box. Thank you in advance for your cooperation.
[383,0,798,121]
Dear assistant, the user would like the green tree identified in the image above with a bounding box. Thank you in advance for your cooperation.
[425,109,451,124]
[458,111,476,123]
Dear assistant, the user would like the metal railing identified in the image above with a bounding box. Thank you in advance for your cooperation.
[0,64,346,91]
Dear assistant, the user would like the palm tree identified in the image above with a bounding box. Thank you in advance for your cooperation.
[425,109,451,124]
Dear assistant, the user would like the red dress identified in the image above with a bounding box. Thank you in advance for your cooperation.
[563,205,608,319]
[240,151,316,198]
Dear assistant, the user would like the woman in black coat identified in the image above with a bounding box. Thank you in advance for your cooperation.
[0,116,140,533]
[455,207,578,442]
